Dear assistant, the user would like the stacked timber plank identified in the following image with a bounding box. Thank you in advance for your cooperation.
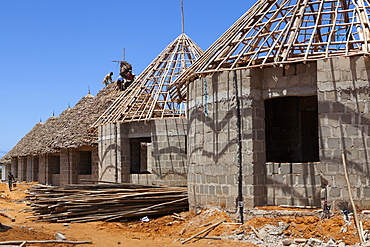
[26,184,188,223]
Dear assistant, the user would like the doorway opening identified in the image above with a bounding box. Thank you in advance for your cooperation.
[130,137,152,174]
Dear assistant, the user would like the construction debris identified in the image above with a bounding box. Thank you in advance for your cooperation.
[181,219,226,244]
[26,183,188,223]
[0,240,92,245]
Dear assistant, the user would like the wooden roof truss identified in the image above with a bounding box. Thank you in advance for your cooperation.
[92,33,203,127]
[171,0,370,100]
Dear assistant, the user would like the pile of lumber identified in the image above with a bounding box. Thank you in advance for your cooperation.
[26,183,188,223]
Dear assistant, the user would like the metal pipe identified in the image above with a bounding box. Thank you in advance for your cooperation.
[114,123,118,183]
[233,70,244,224]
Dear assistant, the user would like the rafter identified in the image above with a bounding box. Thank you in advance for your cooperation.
[91,33,203,127]
[170,0,370,101]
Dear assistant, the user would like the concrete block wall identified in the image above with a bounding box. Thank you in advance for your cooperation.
[317,56,370,209]
[187,70,260,211]
[187,62,322,212]
[149,118,187,186]
[60,147,98,186]
[17,157,27,181]
[99,119,187,186]
[26,156,39,182]
[38,154,47,184]
[91,147,99,183]
[10,158,18,179]
[60,149,70,185]
[261,63,321,207]
[99,123,126,182]
[266,162,321,206]
[60,148,79,186]
[188,56,370,212]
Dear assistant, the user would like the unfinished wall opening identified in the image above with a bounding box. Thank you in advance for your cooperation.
[79,151,92,175]
[50,155,60,174]
[265,95,319,163]
[130,137,152,174]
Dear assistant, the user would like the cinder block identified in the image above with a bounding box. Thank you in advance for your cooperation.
[327,138,341,149]
[318,103,330,113]
[338,57,351,70]
[292,164,303,174]
[333,102,345,112]
[345,125,359,136]
[222,186,229,195]
[329,187,341,198]
[280,163,291,174]
[363,187,370,198]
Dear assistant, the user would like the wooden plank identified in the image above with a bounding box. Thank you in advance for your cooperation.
[342,151,364,244]
[0,240,92,245]
[181,219,226,244]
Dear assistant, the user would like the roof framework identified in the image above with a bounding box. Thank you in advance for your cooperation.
[92,33,203,127]
[171,0,370,100]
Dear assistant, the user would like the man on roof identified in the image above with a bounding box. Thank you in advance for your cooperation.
[122,69,135,90]
[101,72,114,86]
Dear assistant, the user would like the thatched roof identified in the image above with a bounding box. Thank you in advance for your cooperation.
[2,83,121,159]
[4,116,57,159]
[48,83,120,149]
[46,94,96,149]
[3,122,45,159]
[91,33,203,127]
[0,156,11,165]
[171,0,370,99]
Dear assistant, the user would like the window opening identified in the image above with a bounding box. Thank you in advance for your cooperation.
[79,151,92,175]
[51,156,60,174]
[265,95,319,163]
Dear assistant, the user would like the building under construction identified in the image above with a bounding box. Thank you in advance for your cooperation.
[2,0,370,221]
[0,32,202,188]
[171,0,370,212]
[91,33,203,186]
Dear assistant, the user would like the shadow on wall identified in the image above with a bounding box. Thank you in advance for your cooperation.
[99,143,119,181]
[321,57,370,177]
[186,64,370,207]
[151,121,187,180]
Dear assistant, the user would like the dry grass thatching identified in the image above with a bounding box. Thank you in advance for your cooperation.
[2,121,48,160]
[48,83,120,149]
[3,83,120,159]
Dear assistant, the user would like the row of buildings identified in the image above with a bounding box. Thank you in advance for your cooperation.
[2,0,370,216]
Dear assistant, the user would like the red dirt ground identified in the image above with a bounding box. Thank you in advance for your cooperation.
[0,182,366,246]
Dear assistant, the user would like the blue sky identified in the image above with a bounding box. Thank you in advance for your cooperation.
[0,0,252,158]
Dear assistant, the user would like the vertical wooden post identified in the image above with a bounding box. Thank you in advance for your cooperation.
[342,151,364,244]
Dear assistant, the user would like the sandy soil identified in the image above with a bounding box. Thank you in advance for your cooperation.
[0,182,366,246]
